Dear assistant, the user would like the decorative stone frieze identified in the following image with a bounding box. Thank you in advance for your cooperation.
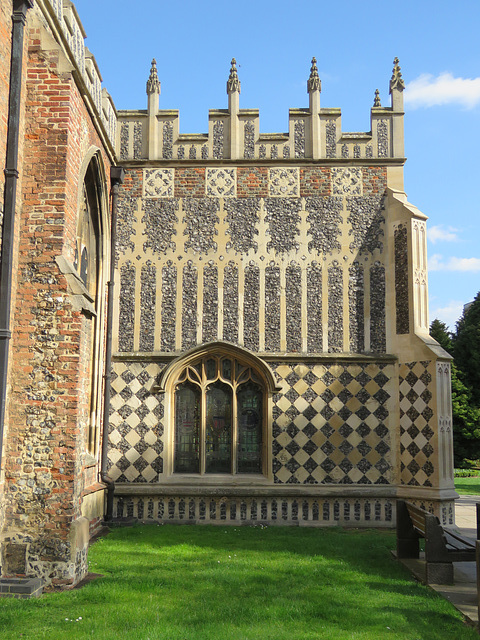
[143,168,174,198]
[206,168,236,198]
[268,168,300,197]
[332,168,362,196]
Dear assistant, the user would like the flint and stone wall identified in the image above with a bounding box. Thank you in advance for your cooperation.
[1,1,114,587]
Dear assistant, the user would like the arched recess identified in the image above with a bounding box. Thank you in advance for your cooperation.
[74,149,109,457]
[157,342,281,479]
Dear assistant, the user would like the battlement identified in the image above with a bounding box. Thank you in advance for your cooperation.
[38,0,116,148]
[117,58,405,165]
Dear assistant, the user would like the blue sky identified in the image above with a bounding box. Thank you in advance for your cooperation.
[73,0,480,330]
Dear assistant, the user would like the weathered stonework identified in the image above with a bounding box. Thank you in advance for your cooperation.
[244,121,255,159]
[395,225,409,334]
[326,121,336,158]
[223,262,238,343]
[133,121,142,159]
[182,262,197,350]
[286,264,302,352]
[140,263,156,352]
[306,197,342,254]
[116,196,137,259]
[265,266,281,351]
[370,263,386,353]
[119,263,136,352]
[328,263,343,353]
[377,120,388,157]
[163,121,173,159]
[202,265,218,342]
[265,198,301,254]
[120,122,129,160]
[307,263,322,352]
[244,263,259,351]
[213,120,224,159]
[142,198,178,255]
[224,198,260,253]
[347,195,385,254]
[348,263,365,353]
[294,120,305,158]
[161,262,177,351]
[182,198,219,255]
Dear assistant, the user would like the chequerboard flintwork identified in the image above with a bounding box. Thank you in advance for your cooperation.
[110,57,455,527]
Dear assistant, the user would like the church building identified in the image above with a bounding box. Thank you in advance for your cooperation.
[0,0,454,590]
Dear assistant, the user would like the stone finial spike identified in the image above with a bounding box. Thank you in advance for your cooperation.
[373,89,381,107]
[389,56,405,93]
[146,58,161,95]
[227,58,241,94]
[307,57,321,93]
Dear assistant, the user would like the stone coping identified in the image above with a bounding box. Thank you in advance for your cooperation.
[0,577,44,599]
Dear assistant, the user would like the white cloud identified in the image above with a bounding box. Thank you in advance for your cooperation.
[430,300,464,330]
[429,253,480,272]
[428,225,458,244]
[405,72,480,109]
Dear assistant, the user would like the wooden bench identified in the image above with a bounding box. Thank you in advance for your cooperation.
[396,499,479,584]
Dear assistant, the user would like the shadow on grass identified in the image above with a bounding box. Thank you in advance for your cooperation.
[1,525,477,640]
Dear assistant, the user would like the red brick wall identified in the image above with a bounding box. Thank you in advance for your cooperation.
[363,166,387,195]
[2,16,112,572]
[237,167,268,198]
[300,167,331,197]
[0,0,12,537]
[174,168,205,198]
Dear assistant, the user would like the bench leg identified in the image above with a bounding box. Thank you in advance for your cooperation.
[426,562,454,585]
[397,537,420,559]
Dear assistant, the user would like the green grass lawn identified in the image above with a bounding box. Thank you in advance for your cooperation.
[0,525,476,640]
[455,475,480,495]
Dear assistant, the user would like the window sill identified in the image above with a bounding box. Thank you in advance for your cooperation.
[161,474,271,487]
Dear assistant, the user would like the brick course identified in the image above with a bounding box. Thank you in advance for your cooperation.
[300,167,331,196]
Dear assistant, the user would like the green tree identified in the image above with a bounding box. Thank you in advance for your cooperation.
[450,364,480,466]
[430,314,480,467]
[454,292,480,406]
[430,318,453,354]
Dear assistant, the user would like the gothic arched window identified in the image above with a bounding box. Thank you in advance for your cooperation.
[174,355,264,474]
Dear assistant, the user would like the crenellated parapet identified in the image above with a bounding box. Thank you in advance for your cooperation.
[118,57,405,167]
[37,0,116,150]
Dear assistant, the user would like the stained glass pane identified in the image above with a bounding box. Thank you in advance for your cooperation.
[206,358,216,381]
[206,383,232,473]
[221,358,232,381]
[174,383,200,473]
[237,382,262,473]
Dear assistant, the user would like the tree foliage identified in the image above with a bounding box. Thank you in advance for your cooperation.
[431,292,480,467]
[454,291,480,406]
